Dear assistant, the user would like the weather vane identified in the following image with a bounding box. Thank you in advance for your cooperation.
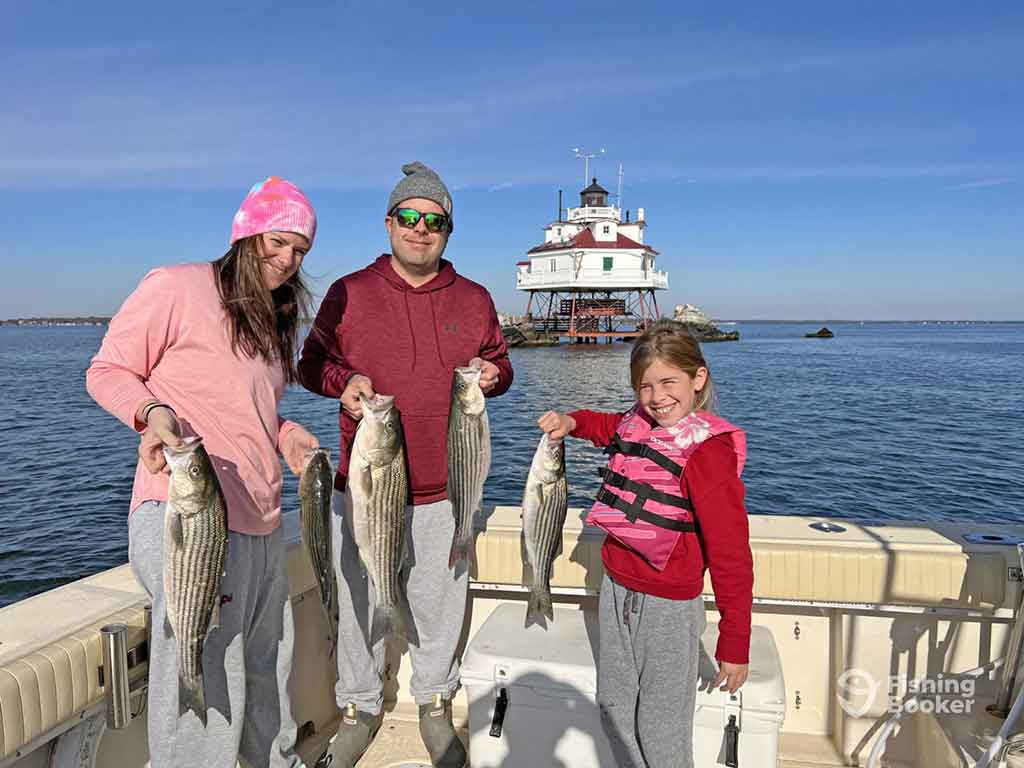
[571,146,606,186]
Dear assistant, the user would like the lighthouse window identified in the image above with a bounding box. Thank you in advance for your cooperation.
[550,258,557,272]
[602,225,610,234]
[603,257,614,271]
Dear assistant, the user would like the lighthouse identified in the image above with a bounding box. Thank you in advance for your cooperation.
[515,177,668,342]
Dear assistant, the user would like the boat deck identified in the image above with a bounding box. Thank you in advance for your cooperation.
[2,508,1023,768]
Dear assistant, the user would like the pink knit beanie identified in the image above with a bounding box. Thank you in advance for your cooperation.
[230,176,317,246]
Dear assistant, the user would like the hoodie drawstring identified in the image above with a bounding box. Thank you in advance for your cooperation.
[404,291,418,371]
[429,292,445,368]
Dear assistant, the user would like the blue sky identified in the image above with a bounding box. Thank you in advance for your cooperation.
[1,1,1021,320]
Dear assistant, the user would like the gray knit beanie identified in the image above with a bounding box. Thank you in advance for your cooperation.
[386,161,454,232]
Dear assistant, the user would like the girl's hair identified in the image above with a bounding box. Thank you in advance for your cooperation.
[211,234,311,384]
[630,319,716,412]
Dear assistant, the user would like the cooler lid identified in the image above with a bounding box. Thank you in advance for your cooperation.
[462,603,599,696]
[695,624,787,717]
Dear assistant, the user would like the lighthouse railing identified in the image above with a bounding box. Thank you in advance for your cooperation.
[515,269,668,290]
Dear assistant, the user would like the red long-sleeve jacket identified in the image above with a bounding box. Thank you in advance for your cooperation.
[570,409,754,664]
[299,255,513,505]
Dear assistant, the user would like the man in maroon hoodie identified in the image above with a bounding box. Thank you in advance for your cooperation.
[300,162,512,768]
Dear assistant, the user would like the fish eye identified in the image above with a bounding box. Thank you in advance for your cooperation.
[189,466,201,477]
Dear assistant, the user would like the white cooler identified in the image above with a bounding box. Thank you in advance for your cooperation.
[462,602,786,768]
[693,623,786,768]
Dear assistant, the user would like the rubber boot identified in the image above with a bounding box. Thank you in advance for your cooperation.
[418,694,467,768]
[315,703,383,768]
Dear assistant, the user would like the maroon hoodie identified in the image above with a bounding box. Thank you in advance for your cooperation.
[298,255,513,504]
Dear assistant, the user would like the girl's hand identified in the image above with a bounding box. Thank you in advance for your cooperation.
[713,661,749,694]
[468,357,501,393]
[536,410,576,444]
[282,424,320,476]
[137,404,183,474]
[341,374,375,419]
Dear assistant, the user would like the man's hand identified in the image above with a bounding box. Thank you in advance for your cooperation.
[341,374,375,419]
[137,405,183,474]
[712,661,749,694]
[468,357,501,393]
[281,424,320,476]
[536,410,576,444]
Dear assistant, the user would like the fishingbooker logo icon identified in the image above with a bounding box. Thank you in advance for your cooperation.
[836,668,881,717]
[837,668,976,717]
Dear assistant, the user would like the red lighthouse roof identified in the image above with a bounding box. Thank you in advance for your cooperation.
[527,227,659,255]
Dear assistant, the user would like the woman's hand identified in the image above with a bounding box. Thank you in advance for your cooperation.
[341,374,375,419]
[281,425,320,476]
[137,404,183,474]
[536,410,576,444]
[468,357,501,393]
[713,661,749,694]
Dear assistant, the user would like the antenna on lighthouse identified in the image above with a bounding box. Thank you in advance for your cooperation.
[571,146,605,187]
[617,163,624,215]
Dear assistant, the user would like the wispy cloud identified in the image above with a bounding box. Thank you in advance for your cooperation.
[2,26,1021,189]
[943,178,1016,191]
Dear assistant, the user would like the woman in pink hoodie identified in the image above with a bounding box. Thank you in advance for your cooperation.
[86,177,319,768]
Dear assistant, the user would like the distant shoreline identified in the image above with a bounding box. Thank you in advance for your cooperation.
[1,317,110,326]
[2,317,1021,327]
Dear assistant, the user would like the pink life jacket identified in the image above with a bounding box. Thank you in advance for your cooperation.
[586,406,747,571]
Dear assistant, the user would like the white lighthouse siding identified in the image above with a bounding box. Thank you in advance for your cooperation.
[617,222,644,243]
[594,220,618,242]
[516,248,668,290]
[544,222,583,244]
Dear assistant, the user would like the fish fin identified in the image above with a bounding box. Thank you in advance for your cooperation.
[167,510,184,548]
[525,586,552,630]
[208,599,221,633]
[179,674,207,726]
[352,465,373,499]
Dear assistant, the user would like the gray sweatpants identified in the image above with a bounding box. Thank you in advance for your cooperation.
[597,573,706,768]
[129,501,302,768]
[331,489,468,715]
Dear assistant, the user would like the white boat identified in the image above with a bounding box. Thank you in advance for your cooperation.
[1,506,1022,767]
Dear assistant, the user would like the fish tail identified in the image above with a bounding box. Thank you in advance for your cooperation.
[325,607,339,659]
[525,585,553,629]
[448,535,467,570]
[369,604,393,647]
[179,673,207,726]
[466,530,477,573]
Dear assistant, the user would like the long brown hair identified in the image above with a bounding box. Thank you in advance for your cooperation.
[211,234,311,383]
[630,319,716,412]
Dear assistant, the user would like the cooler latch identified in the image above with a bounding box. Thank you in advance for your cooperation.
[723,693,742,767]
[489,687,509,737]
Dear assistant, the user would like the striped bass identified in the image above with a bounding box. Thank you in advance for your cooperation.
[348,394,408,642]
[522,434,568,629]
[162,437,228,725]
[447,365,490,568]
[299,448,337,656]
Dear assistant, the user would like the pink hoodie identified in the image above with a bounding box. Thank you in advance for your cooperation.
[86,262,300,535]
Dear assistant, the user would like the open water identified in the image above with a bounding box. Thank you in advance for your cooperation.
[1,321,1021,607]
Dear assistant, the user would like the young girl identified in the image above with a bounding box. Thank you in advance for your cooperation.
[86,177,320,768]
[537,319,753,768]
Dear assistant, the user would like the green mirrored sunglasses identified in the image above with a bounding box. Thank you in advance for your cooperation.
[392,207,451,233]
